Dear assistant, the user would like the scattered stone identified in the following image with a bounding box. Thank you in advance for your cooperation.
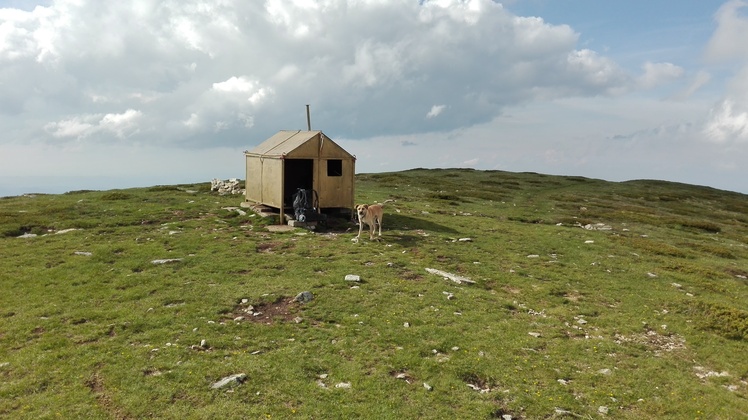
[466,383,491,393]
[55,228,78,235]
[335,382,352,389]
[0,362,9,368]
[458,238,473,242]
[423,383,433,391]
[211,373,247,389]
[292,291,314,304]
[526,254,540,258]
[403,322,410,328]
[151,258,183,265]
[345,274,361,282]
[211,178,245,195]
[74,251,93,256]
[647,272,658,278]
[294,317,303,324]
[17,233,37,238]
[222,206,247,216]
[671,283,682,288]
[528,332,541,338]
[580,223,612,231]
[598,406,609,414]
[443,291,455,300]
[200,339,207,348]
[425,268,476,285]
[598,369,612,375]
[694,366,730,379]
[584,240,595,244]
[557,379,569,385]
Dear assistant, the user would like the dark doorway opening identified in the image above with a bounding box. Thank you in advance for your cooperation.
[284,159,314,209]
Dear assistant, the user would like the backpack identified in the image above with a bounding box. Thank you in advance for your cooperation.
[292,188,320,222]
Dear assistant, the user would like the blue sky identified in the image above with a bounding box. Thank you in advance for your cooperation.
[1,0,747,196]
[509,1,717,65]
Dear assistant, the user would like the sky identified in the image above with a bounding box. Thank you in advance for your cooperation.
[1,0,747,197]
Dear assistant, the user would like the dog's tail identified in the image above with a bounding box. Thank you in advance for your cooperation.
[379,199,395,206]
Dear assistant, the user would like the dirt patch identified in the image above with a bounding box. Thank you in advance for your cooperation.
[256,242,278,253]
[265,225,296,233]
[230,297,300,325]
[615,329,686,356]
[86,371,132,420]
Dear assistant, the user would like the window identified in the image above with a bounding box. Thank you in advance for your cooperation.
[327,159,343,176]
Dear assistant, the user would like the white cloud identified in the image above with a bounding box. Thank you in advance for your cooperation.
[704,0,748,144]
[44,109,142,140]
[704,98,748,143]
[212,76,257,93]
[44,116,95,139]
[426,105,446,118]
[671,70,711,100]
[0,0,661,147]
[638,62,684,89]
[706,0,748,63]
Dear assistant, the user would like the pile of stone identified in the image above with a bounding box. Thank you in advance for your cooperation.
[211,178,245,195]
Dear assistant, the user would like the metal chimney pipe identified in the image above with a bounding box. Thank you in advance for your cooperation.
[306,104,311,131]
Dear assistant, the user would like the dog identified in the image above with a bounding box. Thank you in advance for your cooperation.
[354,200,393,241]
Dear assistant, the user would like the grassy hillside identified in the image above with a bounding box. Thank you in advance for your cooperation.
[1,169,747,419]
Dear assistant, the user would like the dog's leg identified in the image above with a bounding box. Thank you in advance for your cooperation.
[377,215,383,237]
[356,220,364,240]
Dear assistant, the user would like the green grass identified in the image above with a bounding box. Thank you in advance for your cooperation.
[1,170,747,419]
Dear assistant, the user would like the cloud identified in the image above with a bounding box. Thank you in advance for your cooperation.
[671,70,711,101]
[638,62,684,89]
[705,0,748,63]
[704,0,748,143]
[44,109,143,140]
[0,0,664,149]
[426,105,446,118]
[704,98,748,143]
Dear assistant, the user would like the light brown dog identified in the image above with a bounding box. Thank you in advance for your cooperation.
[355,200,393,241]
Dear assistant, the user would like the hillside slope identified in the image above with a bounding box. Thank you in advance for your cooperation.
[1,169,747,419]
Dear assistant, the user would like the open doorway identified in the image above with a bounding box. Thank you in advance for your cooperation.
[284,159,314,209]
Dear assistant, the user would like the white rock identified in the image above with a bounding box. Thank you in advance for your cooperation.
[211,373,247,389]
[423,383,433,391]
[335,382,352,389]
[151,258,183,265]
[344,274,361,282]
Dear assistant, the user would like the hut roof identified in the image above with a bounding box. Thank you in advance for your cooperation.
[246,130,352,159]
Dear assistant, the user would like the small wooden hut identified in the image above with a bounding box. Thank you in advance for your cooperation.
[244,130,355,223]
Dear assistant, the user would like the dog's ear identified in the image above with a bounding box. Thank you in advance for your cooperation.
[363,204,369,209]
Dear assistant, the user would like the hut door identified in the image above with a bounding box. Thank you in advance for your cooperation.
[283,159,314,209]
